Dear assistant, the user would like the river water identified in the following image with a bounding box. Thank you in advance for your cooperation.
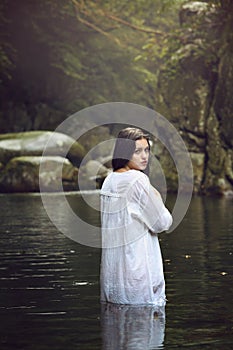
[0,192,232,349]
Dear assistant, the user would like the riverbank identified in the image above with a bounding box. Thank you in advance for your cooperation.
[0,128,232,196]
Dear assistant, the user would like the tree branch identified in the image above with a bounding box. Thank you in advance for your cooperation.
[71,0,125,47]
[100,12,165,36]
[71,0,165,48]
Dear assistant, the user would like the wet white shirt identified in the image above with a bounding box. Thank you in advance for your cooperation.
[100,170,172,305]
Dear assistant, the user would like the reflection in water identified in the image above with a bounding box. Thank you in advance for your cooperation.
[101,303,165,350]
[163,195,233,349]
[0,193,232,349]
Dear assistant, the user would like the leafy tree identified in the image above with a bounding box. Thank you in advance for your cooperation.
[0,0,192,131]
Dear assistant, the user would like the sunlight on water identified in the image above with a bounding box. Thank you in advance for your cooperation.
[0,193,232,349]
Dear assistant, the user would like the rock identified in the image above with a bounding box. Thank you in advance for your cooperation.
[225,150,233,184]
[0,131,85,166]
[78,160,111,190]
[213,52,233,148]
[0,130,116,192]
[179,2,208,25]
[84,160,109,178]
[158,43,214,139]
[0,156,78,192]
[203,111,232,195]
[77,126,114,164]
[156,1,233,195]
[190,152,205,192]
[223,190,233,198]
[96,155,113,168]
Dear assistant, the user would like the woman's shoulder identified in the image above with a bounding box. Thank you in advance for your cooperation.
[111,170,149,183]
[101,170,149,192]
[128,170,150,184]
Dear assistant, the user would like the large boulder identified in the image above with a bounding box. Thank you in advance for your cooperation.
[0,131,85,166]
[0,156,78,192]
[0,130,116,192]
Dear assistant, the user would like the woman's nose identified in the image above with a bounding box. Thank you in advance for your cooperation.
[142,151,147,159]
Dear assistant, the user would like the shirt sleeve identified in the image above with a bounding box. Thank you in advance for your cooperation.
[130,172,173,234]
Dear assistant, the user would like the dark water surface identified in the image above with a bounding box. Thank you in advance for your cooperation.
[0,193,232,349]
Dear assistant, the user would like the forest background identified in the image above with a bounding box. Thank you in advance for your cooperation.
[0,0,232,195]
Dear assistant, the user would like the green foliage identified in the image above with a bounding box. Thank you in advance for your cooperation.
[2,0,230,131]
[2,0,184,121]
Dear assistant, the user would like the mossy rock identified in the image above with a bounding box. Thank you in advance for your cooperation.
[0,131,85,166]
[0,156,78,192]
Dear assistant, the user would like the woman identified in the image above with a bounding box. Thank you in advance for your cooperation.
[100,127,172,305]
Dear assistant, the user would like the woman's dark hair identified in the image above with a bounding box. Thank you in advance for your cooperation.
[112,127,150,175]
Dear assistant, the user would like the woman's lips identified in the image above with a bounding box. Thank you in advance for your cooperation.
[141,161,148,166]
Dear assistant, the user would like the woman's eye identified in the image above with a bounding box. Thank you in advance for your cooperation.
[134,147,149,154]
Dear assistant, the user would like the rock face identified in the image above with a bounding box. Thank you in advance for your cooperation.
[156,1,233,195]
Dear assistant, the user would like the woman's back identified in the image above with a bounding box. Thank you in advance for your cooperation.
[100,169,172,305]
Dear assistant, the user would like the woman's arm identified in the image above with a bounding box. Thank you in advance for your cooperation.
[132,173,173,234]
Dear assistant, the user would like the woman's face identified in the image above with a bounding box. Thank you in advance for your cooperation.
[127,138,150,171]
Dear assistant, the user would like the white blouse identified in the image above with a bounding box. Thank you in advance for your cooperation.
[100,170,172,305]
